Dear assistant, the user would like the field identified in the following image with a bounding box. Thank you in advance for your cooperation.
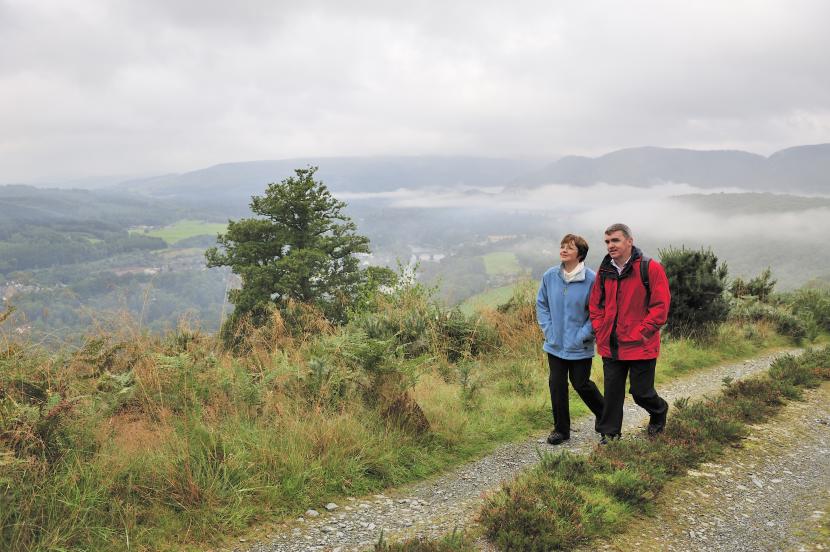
[482,251,522,276]
[459,280,536,315]
[134,219,227,244]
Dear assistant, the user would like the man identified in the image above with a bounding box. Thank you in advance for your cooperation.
[536,234,604,445]
[589,223,670,443]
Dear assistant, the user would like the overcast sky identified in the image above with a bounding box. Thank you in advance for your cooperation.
[2,0,829,182]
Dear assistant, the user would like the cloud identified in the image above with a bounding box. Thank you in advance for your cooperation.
[343,182,736,210]
[1,0,829,181]
[341,182,830,243]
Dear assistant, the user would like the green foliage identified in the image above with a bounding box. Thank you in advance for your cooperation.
[0,226,166,273]
[457,360,483,409]
[351,276,501,362]
[0,185,186,231]
[459,283,516,315]
[729,297,807,342]
[206,166,389,333]
[479,452,627,551]
[659,246,730,337]
[374,529,475,551]
[768,351,828,389]
[730,267,776,302]
[782,288,830,336]
[496,280,537,315]
[4,255,230,343]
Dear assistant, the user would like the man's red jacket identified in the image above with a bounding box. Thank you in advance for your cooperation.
[588,247,671,360]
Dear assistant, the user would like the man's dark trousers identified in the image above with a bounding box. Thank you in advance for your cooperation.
[596,357,668,436]
[547,354,605,436]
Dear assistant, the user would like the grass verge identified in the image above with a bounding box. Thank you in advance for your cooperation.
[473,347,830,551]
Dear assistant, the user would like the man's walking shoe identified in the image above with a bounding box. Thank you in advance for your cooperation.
[599,433,621,445]
[647,405,669,436]
[546,431,570,445]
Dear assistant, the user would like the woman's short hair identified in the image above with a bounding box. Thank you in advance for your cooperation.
[560,233,589,262]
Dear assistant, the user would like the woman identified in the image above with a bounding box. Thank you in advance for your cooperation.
[535,234,604,445]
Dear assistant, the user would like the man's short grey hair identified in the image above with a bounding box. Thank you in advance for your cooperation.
[605,223,632,238]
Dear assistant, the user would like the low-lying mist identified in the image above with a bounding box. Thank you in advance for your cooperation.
[345,182,830,242]
[342,182,830,290]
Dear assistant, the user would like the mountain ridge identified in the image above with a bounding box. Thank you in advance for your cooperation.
[17,145,825,207]
[514,143,830,192]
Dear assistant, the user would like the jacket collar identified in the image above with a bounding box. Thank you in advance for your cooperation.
[599,246,643,279]
[558,262,586,283]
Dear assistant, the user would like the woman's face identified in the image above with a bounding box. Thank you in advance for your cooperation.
[560,240,579,264]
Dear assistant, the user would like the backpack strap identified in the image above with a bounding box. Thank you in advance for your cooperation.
[640,256,651,306]
[598,255,651,309]
[598,271,607,308]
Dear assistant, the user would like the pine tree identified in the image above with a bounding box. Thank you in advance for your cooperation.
[206,167,387,332]
[730,268,776,302]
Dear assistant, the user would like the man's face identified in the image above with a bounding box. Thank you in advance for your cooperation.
[604,231,633,262]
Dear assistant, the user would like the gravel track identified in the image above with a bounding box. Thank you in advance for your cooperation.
[231,349,801,552]
[591,381,830,552]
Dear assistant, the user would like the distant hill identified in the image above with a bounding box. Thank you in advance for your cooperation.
[0,185,187,229]
[110,146,830,217]
[514,144,830,193]
[117,156,542,214]
[670,192,830,214]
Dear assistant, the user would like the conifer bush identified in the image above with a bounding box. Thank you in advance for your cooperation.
[730,267,776,302]
[205,167,392,335]
[659,246,729,337]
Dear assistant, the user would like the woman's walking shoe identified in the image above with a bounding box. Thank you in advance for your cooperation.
[546,430,570,445]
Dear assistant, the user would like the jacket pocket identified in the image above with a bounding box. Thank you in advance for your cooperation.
[544,324,562,348]
[616,318,644,343]
[563,325,584,351]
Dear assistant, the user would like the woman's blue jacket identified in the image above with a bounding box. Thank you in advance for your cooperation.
[535,264,596,360]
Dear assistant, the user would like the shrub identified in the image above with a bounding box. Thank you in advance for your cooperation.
[730,268,776,302]
[729,297,806,343]
[374,530,474,551]
[456,360,483,410]
[352,280,500,362]
[659,246,729,337]
[221,300,333,351]
[480,472,589,551]
[783,288,830,334]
